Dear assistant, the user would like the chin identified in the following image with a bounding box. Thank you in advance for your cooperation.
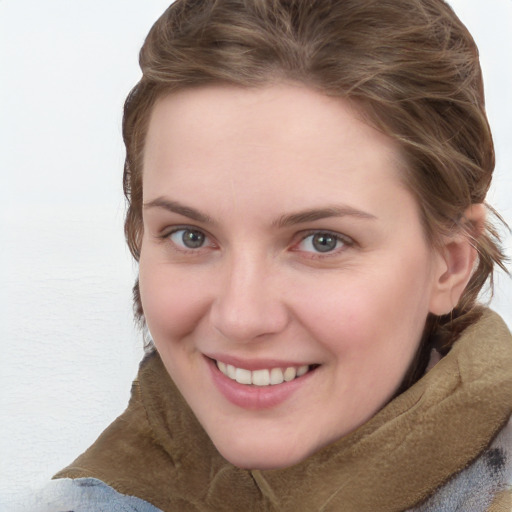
[213,436,314,471]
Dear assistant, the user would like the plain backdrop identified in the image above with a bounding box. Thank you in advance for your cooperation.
[1,0,511,509]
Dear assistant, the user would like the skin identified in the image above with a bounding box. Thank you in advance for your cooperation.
[138,83,477,470]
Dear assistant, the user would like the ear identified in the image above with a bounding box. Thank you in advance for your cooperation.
[428,204,486,315]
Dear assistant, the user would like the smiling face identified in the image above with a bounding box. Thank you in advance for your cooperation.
[138,83,447,470]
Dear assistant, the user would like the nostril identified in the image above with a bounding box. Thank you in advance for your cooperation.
[209,297,289,342]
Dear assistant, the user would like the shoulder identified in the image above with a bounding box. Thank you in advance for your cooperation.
[26,478,163,512]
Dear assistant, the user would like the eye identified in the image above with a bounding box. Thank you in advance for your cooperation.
[295,231,349,254]
[169,228,209,250]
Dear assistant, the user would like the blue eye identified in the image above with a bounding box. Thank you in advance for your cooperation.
[169,228,207,249]
[298,232,346,253]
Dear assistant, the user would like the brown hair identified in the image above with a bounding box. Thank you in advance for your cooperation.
[123,0,507,382]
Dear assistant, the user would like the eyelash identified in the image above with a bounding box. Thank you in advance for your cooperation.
[162,227,216,253]
[161,226,354,257]
[292,230,354,258]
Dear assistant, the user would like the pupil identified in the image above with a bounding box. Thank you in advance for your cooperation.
[182,230,205,248]
[312,233,337,252]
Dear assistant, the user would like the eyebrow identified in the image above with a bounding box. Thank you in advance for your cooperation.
[143,197,214,224]
[143,197,377,227]
[274,206,377,228]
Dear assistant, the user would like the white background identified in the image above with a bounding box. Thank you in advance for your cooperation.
[0,1,511,509]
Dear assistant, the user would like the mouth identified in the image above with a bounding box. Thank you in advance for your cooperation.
[214,359,319,386]
[207,356,320,409]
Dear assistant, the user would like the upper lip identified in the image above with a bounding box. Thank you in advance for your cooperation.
[204,353,315,371]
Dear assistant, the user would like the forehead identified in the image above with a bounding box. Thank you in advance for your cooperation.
[142,83,412,220]
[145,84,399,155]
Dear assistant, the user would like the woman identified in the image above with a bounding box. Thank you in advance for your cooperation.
[43,0,512,510]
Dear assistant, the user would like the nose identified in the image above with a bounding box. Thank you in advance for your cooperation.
[209,252,289,342]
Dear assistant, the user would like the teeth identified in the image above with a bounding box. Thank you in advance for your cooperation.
[297,365,309,377]
[226,364,236,379]
[216,361,312,386]
[283,367,297,381]
[270,367,284,385]
[235,368,252,385]
[252,369,270,386]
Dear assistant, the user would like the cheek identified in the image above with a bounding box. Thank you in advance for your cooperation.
[138,252,210,342]
[294,255,433,365]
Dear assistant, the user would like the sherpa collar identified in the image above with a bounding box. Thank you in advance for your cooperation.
[55,309,512,511]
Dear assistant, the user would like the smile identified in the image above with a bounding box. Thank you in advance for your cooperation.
[215,360,312,386]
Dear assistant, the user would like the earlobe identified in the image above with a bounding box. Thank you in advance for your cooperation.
[428,204,486,315]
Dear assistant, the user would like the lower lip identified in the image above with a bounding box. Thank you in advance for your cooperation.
[207,358,315,410]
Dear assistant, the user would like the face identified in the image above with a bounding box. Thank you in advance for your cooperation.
[139,84,445,470]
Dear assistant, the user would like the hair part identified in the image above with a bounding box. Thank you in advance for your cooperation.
[122,0,508,376]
